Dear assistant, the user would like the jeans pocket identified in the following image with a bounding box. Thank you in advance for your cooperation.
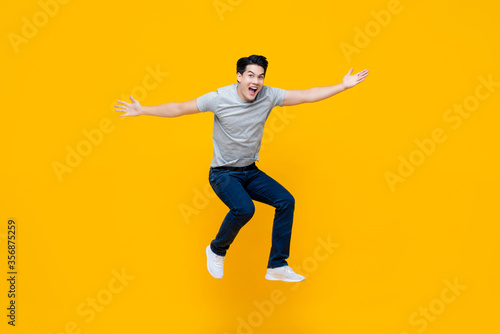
[209,169,225,184]
[210,169,232,193]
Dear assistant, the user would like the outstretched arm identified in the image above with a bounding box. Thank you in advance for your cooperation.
[282,68,369,107]
[115,95,200,117]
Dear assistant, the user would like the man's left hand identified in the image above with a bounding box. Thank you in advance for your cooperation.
[343,68,369,89]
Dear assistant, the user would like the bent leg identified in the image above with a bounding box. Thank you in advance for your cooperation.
[209,169,255,256]
[244,169,295,268]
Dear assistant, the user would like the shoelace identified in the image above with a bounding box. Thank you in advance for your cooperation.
[214,255,225,267]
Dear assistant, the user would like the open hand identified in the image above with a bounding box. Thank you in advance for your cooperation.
[115,95,142,117]
[343,68,369,89]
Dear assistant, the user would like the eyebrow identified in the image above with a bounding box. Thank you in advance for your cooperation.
[248,71,265,76]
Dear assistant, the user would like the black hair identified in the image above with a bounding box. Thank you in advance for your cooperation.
[236,55,268,76]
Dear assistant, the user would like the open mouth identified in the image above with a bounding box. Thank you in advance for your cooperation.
[249,87,258,96]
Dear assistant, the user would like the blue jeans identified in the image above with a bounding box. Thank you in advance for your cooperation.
[208,165,295,268]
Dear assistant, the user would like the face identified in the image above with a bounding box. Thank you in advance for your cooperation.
[236,64,265,102]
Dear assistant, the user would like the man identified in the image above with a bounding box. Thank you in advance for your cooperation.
[115,55,369,282]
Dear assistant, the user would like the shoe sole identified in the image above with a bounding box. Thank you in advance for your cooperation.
[265,274,305,282]
[206,246,223,279]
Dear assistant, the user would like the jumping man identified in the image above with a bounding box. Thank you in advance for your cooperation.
[115,55,369,282]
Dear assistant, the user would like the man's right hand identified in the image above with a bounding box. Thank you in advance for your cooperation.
[115,95,142,117]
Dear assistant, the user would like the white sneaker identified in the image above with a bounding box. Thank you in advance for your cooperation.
[206,245,224,279]
[265,266,305,282]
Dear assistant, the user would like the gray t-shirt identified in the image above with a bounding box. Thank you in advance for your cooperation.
[197,83,287,167]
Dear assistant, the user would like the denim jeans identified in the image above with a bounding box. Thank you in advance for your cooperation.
[208,165,295,268]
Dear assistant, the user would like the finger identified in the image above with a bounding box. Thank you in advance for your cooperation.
[130,95,137,102]
[116,100,129,105]
[347,68,353,75]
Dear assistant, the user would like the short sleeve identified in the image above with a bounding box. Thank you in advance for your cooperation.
[266,86,287,107]
[196,91,219,113]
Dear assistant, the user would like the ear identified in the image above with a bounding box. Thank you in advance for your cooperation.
[236,72,242,83]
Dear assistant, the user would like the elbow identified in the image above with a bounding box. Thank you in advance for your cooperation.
[167,103,182,117]
[302,91,315,104]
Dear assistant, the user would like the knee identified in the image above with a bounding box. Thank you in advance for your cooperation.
[233,203,255,220]
[278,194,295,210]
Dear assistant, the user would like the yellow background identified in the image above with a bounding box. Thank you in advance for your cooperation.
[1,0,499,333]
